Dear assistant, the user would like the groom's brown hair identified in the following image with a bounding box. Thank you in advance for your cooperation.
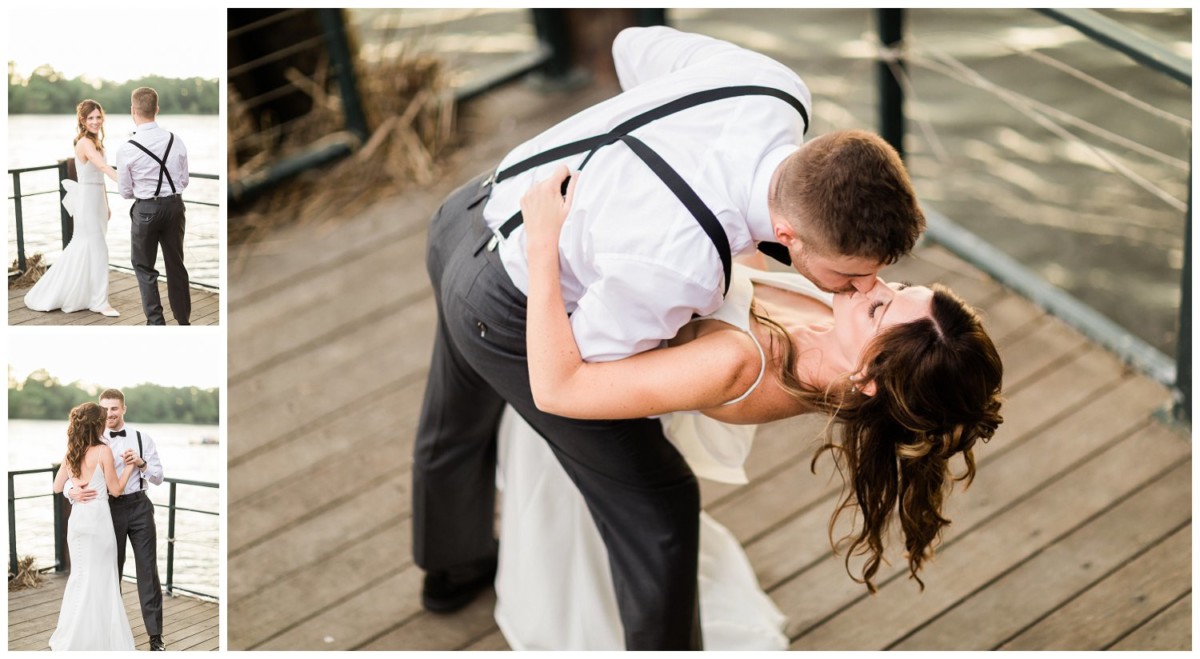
[773,130,924,265]
[99,388,126,405]
[131,87,158,119]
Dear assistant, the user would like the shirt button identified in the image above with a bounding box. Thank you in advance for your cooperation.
[477,321,487,338]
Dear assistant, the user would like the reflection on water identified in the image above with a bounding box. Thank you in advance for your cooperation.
[6,114,221,289]
[8,419,220,598]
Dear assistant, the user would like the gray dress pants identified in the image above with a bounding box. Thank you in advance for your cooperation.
[110,491,163,637]
[413,173,703,650]
[130,195,191,325]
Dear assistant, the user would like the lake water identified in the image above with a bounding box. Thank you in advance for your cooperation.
[6,114,221,288]
[8,419,221,599]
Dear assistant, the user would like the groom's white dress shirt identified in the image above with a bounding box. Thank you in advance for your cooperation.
[117,120,190,200]
[64,425,165,500]
[483,26,809,362]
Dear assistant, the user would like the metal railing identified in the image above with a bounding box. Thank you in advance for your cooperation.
[7,161,219,286]
[227,8,666,204]
[7,467,220,600]
[875,8,1191,423]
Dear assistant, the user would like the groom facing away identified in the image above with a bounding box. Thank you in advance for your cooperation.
[65,388,166,651]
[413,26,924,649]
[117,86,191,326]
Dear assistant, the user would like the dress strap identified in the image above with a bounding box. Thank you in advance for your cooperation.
[721,327,766,407]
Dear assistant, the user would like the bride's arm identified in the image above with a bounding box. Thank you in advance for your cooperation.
[100,448,135,496]
[76,139,118,182]
[52,461,69,494]
[522,167,760,420]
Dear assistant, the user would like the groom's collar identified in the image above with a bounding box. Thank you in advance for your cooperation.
[133,120,158,132]
[748,144,799,244]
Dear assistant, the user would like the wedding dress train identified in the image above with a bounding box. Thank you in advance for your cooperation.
[24,158,113,314]
[48,463,135,650]
[493,265,834,650]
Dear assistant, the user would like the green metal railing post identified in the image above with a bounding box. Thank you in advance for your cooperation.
[167,481,177,595]
[57,159,72,248]
[8,474,17,577]
[52,467,66,572]
[877,8,906,160]
[12,172,27,273]
[1175,168,1191,422]
[317,8,368,142]
[636,9,668,27]
[531,9,572,80]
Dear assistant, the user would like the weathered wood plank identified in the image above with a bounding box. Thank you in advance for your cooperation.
[7,575,217,651]
[892,460,1191,650]
[229,523,409,649]
[228,478,407,601]
[1000,524,1191,651]
[255,568,424,650]
[228,294,435,466]
[1109,593,1191,651]
[8,271,218,326]
[787,423,1189,650]
[746,364,1161,597]
[228,230,429,382]
[360,588,500,651]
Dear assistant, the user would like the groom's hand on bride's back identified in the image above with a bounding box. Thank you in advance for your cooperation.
[68,486,98,503]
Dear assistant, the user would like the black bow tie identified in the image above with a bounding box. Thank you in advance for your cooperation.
[757,241,792,266]
[110,430,126,438]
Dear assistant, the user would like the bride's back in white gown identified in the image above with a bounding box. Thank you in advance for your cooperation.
[23,157,112,314]
[48,456,135,651]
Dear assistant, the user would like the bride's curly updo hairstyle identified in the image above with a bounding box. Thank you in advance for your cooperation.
[758,283,1003,593]
[65,402,106,479]
[74,99,106,153]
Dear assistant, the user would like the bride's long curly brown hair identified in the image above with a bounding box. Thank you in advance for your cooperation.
[755,283,1003,593]
[65,402,106,479]
[74,99,106,153]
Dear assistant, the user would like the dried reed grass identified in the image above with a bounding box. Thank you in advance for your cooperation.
[229,43,456,245]
[9,253,48,289]
[8,556,45,591]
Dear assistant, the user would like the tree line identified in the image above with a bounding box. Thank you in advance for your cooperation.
[8,369,219,425]
[8,63,219,115]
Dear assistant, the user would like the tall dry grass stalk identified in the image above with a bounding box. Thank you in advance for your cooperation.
[230,43,456,244]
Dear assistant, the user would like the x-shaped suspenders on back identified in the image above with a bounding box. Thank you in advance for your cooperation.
[127,133,178,197]
[490,85,809,296]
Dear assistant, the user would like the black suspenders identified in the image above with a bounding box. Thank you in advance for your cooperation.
[136,431,146,491]
[127,133,177,197]
[491,85,809,295]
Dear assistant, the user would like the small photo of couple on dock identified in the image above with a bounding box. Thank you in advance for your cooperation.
[7,333,222,651]
[7,5,222,327]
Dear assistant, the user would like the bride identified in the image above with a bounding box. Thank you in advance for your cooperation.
[49,402,137,650]
[492,167,1005,649]
[49,400,138,648]
[24,99,120,317]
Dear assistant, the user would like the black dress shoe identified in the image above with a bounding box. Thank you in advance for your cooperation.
[150,635,165,651]
[421,556,498,613]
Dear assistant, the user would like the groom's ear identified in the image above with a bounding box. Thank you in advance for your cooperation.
[773,220,798,248]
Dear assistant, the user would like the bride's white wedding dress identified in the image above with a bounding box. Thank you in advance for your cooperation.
[494,264,832,650]
[24,158,113,314]
[48,463,135,651]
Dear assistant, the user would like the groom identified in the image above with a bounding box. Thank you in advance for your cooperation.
[65,389,167,651]
[413,26,925,649]
[117,86,191,326]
